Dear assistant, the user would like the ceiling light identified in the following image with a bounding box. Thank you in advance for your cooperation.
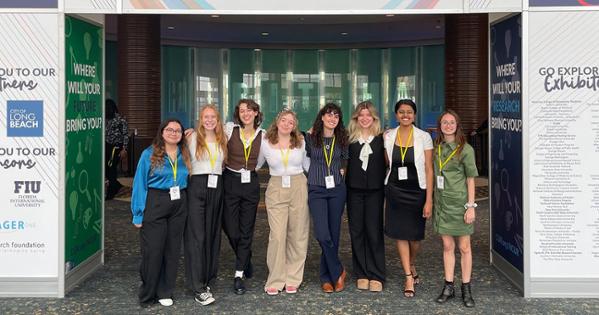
[385,14,395,17]
[167,26,175,30]
[261,32,269,36]
[211,14,220,18]
[341,32,348,36]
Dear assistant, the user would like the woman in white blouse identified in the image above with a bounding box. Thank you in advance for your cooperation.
[184,104,227,306]
[257,109,310,296]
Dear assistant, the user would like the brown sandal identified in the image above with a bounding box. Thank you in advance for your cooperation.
[404,274,415,298]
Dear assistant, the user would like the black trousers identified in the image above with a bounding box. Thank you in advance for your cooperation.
[105,142,123,198]
[347,187,386,282]
[184,174,224,292]
[222,169,260,272]
[138,189,187,304]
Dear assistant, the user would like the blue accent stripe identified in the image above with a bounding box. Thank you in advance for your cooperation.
[0,0,57,8]
[194,0,215,9]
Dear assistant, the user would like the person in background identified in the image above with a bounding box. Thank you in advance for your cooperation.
[105,99,129,200]
[433,110,478,308]
[184,105,227,306]
[257,109,311,296]
[345,101,386,292]
[305,103,349,293]
[222,99,264,295]
[131,118,191,308]
[383,99,433,298]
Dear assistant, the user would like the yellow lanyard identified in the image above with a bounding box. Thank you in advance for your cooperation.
[280,147,291,170]
[322,136,336,176]
[437,144,460,172]
[206,142,218,172]
[396,127,413,165]
[240,128,253,169]
[167,152,178,183]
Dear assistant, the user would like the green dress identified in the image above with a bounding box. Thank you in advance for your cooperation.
[433,142,478,236]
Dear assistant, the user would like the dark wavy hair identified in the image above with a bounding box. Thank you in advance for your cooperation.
[310,103,348,148]
[150,118,192,173]
[233,99,263,129]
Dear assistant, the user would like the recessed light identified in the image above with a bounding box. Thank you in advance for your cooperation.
[211,14,220,18]
[167,26,175,30]
[261,32,269,36]
[341,32,348,36]
[254,48,261,51]
[385,14,395,17]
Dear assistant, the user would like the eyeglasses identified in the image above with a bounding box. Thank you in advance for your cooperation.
[441,121,457,126]
[164,128,182,134]
[397,110,414,115]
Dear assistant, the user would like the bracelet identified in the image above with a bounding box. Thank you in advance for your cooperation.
[464,202,478,210]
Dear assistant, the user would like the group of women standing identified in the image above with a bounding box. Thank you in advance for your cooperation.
[131,98,479,308]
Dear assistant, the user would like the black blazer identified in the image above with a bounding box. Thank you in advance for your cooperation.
[345,134,386,190]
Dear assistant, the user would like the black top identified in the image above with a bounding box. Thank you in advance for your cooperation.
[306,135,349,187]
[389,145,420,190]
[345,134,386,190]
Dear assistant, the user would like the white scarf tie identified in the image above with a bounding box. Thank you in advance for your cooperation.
[358,135,374,171]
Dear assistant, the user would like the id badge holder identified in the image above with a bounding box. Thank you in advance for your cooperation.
[436,175,445,190]
[169,186,181,200]
[325,175,335,189]
[282,175,291,188]
[241,169,251,183]
[208,174,218,188]
[398,167,408,180]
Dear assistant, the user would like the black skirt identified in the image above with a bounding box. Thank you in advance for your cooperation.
[384,146,426,240]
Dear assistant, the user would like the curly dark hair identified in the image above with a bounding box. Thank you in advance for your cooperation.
[233,99,263,129]
[310,103,348,148]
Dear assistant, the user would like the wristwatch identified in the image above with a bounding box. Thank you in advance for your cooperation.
[464,202,478,209]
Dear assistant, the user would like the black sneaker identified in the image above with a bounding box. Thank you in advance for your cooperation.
[194,287,215,306]
[234,277,246,295]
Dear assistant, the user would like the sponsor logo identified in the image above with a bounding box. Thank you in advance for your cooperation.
[0,220,26,230]
[10,181,44,208]
[7,100,43,137]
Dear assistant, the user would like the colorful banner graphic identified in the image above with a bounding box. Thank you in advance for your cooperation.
[529,11,599,278]
[65,16,103,272]
[490,14,523,272]
[124,0,462,10]
[0,14,60,277]
[530,0,599,6]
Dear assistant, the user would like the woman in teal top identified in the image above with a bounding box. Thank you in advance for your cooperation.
[131,118,191,308]
[432,110,478,308]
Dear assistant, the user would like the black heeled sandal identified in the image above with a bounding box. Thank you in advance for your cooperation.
[403,274,415,298]
[410,265,420,285]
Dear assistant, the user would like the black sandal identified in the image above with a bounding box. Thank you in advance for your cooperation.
[403,274,415,298]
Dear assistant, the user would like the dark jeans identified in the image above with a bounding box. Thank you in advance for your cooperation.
[308,183,346,284]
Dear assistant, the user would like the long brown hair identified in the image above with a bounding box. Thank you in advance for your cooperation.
[265,110,303,149]
[150,118,192,173]
[348,101,382,143]
[434,109,467,156]
[194,104,227,162]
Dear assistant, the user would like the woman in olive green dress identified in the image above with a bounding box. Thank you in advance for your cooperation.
[432,110,478,308]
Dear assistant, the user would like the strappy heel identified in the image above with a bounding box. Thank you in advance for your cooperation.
[410,264,420,285]
[403,274,415,298]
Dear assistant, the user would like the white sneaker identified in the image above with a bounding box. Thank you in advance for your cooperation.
[158,298,173,306]
[195,290,215,306]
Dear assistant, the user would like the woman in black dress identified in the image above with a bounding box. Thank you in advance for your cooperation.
[383,99,433,298]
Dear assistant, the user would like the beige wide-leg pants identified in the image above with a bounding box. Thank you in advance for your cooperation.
[264,174,310,290]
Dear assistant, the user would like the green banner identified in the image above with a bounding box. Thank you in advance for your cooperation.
[65,16,103,272]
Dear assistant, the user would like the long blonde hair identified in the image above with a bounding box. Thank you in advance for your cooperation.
[348,101,382,143]
[194,104,227,162]
[265,109,303,149]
